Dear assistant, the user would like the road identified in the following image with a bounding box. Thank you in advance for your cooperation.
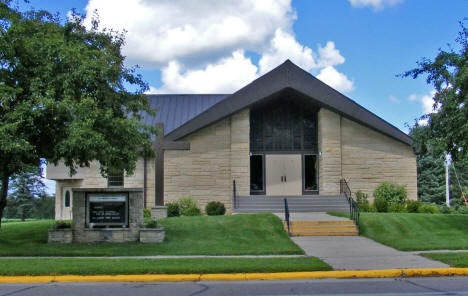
[2,277,468,296]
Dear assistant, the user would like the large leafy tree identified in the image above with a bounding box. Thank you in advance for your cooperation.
[403,20,468,161]
[0,2,155,228]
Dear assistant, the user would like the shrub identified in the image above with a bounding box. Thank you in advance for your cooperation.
[184,207,202,216]
[438,204,453,214]
[177,197,201,216]
[144,219,158,228]
[418,203,440,214]
[143,208,151,219]
[374,182,407,205]
[456,206,468,214]
[374,198,388,212]
[205,201,226,216]
[388,203,407,213]
[355,191,371,212]
[407,200,422,213]
[54,220,71,229]
[167,202,180,217]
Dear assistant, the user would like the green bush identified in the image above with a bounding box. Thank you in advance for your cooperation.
[355,191,371,212]
[177,197,201,216]
[374,182,407,204]
[205,201,226,216]
[54,220,71,229]
[374,198,388,212]
[144,219,158,228]
[388,203,407,213]
[166,202,180,217]
[456,206,468,214]
[418,203,440,214]
[438,204,454,214]
[143,208,151,219]
[407,200,422,213]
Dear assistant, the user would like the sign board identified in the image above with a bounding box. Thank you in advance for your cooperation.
[86,193,128,227]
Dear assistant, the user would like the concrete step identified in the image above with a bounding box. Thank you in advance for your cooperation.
[283,221,355,226]
[286,226,357,231]
[288,230,359,236]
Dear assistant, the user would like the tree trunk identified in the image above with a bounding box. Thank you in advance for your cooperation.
[0,173,10,230]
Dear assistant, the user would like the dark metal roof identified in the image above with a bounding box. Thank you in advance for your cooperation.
[142,94,228,135]
[164,60,413,146]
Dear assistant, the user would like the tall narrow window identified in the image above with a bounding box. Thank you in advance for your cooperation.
[304,155,318,192]
[108,171,124,187]
[250,155,264,192]
[64,190,71,208]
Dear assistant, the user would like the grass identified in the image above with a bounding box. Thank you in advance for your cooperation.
[0,257,331,275]
[421,252,468,267]
[328,212,468,251]
[0,213,304,256]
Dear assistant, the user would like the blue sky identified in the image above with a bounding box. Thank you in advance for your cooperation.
[17,0,467,193]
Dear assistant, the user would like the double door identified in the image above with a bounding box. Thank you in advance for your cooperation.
[265,154,302,196]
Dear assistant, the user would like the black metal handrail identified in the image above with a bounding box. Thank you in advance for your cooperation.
[233,180,237,209]
[340,179,360,234]
[284,198,290,234]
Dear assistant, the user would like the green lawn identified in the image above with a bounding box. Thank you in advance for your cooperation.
[0,213,304,256]
[0,257,331,275]
[421,252,468,267]
[329,212,468,251]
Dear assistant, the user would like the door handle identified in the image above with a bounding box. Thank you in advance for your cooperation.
[284,175,286,182]
[281,176,284,182]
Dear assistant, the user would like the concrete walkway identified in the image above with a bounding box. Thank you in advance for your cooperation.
[275,212,450,270]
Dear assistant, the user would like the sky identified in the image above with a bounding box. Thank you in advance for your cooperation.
[16,0,467,193]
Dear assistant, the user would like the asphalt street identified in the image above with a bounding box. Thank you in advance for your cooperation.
[1,277,468,296]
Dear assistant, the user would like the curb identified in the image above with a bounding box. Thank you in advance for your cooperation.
[1,268,468,283]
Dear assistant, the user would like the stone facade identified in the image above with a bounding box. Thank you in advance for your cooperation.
[52,105,417,219]
[71,188,143,243]
[317,108,417,200]
[164,109,250,213]
[151,206,168,220]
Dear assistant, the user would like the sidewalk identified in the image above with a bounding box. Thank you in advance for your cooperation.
[275,212,450,270]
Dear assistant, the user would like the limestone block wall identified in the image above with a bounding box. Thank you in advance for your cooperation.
[164,109,250,213]
[318,109,342,195]
[341,117,417,200]
[230,109,250,196]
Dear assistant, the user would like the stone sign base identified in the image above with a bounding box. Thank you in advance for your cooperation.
[48,229,73,243]
[151,206,168,220]
[139,228,165,243]
[47,228,165,243]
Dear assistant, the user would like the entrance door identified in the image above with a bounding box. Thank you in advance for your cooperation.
[265,155,302,196]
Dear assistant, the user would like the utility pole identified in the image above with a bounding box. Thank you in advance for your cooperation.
[446,154,451,207]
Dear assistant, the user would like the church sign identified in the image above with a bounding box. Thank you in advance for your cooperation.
[86,193,128,228]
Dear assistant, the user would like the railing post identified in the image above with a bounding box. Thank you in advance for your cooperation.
[233,180,237,209]
[284,198,290,234]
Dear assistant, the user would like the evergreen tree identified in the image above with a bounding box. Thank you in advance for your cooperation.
[8,166,46,221]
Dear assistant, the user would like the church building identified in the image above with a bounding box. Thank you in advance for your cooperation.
[48,60,417,220]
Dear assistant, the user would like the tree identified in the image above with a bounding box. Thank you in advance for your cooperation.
[402,19,468,161]
[8,165,46,221]
[409,123,468,205]
[0,2,155,228]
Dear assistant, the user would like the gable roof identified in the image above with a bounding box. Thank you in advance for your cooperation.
[160,60,412,146]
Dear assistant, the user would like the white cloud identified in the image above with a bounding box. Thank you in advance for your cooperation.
[84,0,354,94]
[317,66,354,93]
[84,0,294,68]
[389,95,400,103]
[348,0,403,10]
[408,90,439,125]
[157,50,258,93]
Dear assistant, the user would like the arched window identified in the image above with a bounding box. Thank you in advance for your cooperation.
[64,190,71,208]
